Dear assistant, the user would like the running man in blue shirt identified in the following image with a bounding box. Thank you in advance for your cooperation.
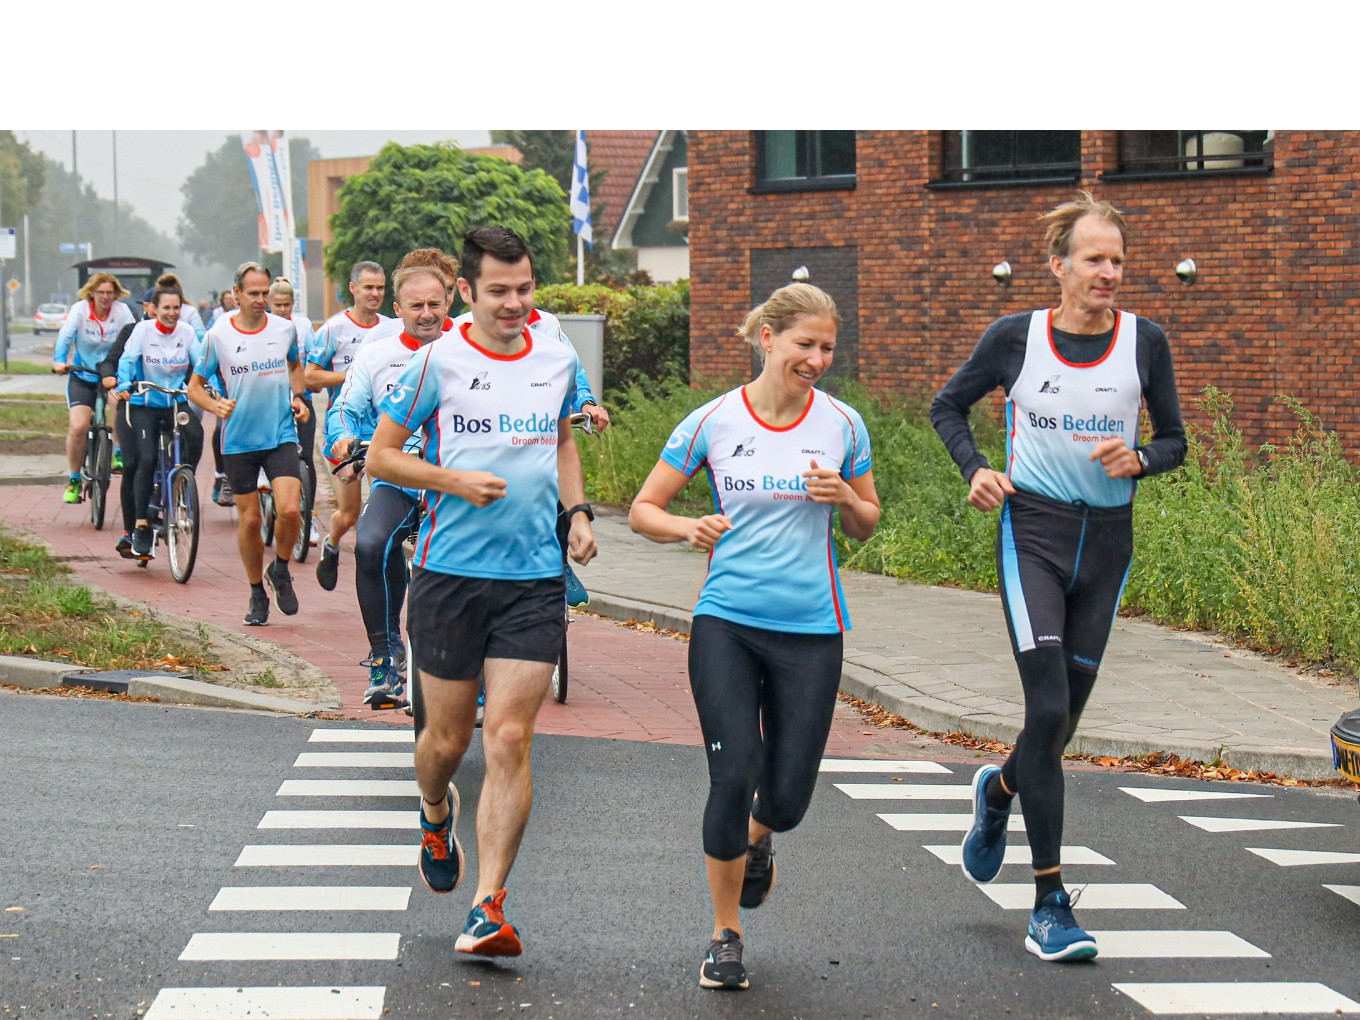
[366,227,596,959]
[630,282,880,992]
[188,262,311,626]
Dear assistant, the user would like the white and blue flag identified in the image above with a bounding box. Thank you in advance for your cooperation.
[570,130,593,249]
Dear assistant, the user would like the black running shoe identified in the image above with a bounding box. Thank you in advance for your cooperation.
[699,929,748,990]
[244,589,270,626]
[316,540,339,591]
[115,533,134,559]
[131,525,154,559]
[740,833,776,909]
[265,560,299,615]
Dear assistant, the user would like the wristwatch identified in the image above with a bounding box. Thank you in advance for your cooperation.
[1136,448,1149,473]
[292,391,305,400]
[564,503,594,522]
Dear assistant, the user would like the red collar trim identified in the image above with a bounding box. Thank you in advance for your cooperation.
[230,316,267,336]
[527,309,541,326]
[345,310,379,329]
[459,321,532,361]
[741,386,815,432]
[88,301,109,323]
[398,331,422,351]
[442,317,453,331]
[155,320,175,334]
[1046,308,1121,368]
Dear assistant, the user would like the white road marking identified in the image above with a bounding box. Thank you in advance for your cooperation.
[208,886,411,911]
[309,729,414,743]
[1179,815,1341,833]
[294,752,412,768]
[836,783,972,800]
[235,844,418,867]
[1246,847,1360,867]
[1120,786,1271,804]
[259,810,415,829]
[878,813,1026,832]
[145,986,385,1020]
[923,844,1114,866]
[818,759,951,774]
[980,883,1185,910]
[1087,930,1269,958]
[1324,884,1360,908]
[1112,981,1360,1014]
[277,779,421,797]
[180,932,400,961]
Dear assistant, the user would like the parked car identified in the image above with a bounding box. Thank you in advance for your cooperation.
[32,303,67,335]
[1330,709,1360,788]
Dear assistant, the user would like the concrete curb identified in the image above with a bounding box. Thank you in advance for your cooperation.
[587,593,1340,780]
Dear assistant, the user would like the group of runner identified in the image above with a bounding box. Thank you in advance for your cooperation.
[45,192,1185,989]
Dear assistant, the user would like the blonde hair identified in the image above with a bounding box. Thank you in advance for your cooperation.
[1042,191,1128,261]
[396,247,460,284]
[392,265,449,303]
[268,278,295,300]
[737,283,839,359]
[78,272,129,301]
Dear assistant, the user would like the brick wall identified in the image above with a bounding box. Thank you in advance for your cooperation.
[689,130,1360,451]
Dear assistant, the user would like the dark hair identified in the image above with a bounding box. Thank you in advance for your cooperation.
[152,286,183,308]
[459,226,533,297]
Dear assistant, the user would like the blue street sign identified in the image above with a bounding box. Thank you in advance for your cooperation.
[59,243,78,253]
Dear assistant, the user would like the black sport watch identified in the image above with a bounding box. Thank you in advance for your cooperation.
[564,503,594,522]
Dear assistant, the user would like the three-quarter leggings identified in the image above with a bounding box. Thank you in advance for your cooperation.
[119,402,204,531]
[688,614,844,861]
[355,484,421,657]
[995,488,1133,871]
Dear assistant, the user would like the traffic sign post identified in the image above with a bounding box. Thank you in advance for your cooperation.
[0,226,13,371]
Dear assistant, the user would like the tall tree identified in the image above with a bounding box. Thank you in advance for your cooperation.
[177,134,317,268]
[0,131,47,223]
[326,142,570,305]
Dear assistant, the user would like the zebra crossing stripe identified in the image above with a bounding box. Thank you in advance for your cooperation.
[235,844,419,867]
[1179,815,1342,833]
[878,813,1026,832]
[922,844,1114,866]
[145,986,385,1020]
[309,730,414,743]
[835,783,972,800]
[1120,787,1272,804]
[1246,847,1360,867]
[979,883,1185,910]
[180,932,400,961]
[1324,884,1360,908]
[1112,981,1360,1014]
[819,759,951,774]
[259,810,414,829]
[277,780,421,797]
[209,886,411,911]
[294,752,413,768]
[1087,930,1269,958]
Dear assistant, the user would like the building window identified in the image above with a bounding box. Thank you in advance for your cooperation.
[1117,131,1272,174]
[754,131,856,191]
[940,131,1081,184]
[672,167,688,221]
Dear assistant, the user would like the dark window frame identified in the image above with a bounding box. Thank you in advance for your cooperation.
[1104,130,1273,180]
[933,130,1081,187]
[751,130,857,194]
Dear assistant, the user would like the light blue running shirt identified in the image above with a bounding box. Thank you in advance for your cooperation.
[54,299,135,373]
[378,323,579,580]
[116,320,203,407]
[661,386,872,634]
[195,313,300,455]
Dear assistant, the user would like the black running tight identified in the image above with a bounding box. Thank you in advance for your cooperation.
[355,484,421,657]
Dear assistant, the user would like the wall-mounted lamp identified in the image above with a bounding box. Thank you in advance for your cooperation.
[1175,258,1197,286]
[791,266,810,283]
[992,261,1012,287]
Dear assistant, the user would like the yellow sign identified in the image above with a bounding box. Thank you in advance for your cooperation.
[5,279,17,293]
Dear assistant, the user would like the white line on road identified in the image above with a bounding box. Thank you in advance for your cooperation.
[294,752,413,768]
[836,783,972,800]
[145,986,386,1020]
[235,844,418,867]
[1324,884,1360,908]
[1087,930,1269,958]
[309,729,414,743]
[277,780,421,797]
[1246,847,1360,867]
[979,883,1185,910]
[180,932,400,961]
[1179,815,1341,833]
[1120,787,1271,804]
[818,759,951,773]
[259,810,415,829]
[209,886,411,911]
[878,813,1026,832]
[923,844,1114,866]
[1112,982,1360,1014]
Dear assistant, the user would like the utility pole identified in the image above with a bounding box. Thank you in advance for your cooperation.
[1,160,9,370]
[112,130,119,252]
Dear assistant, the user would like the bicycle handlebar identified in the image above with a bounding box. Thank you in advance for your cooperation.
[132,380,190,399]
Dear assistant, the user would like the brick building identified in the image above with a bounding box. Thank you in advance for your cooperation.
[688,130,1360,452]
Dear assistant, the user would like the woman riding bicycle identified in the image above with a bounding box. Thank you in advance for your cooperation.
[112,286,205,560]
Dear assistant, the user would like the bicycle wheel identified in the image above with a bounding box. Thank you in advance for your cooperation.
[166,467,200,583]
[259,489,276,546]
[90,428,112,530]
[551,612,569,704]
[292,459,313,563]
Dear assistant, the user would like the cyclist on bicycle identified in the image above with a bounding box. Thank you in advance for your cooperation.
[188,261,311,626]
[307,261,391,593]
[327,260,452,707]
[52,272,134,504]
[112,286,205,559]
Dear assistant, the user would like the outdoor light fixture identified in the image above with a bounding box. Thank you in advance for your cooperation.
[1175,258,1197,286]
[791,266,810,283]
[992,261,1012,287]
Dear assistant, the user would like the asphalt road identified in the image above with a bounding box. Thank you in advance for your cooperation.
[6,690,1360,1019]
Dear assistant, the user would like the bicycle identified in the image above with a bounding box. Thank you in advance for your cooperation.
[68,366,114,530]
[127,381,201,583]
[258,443,314,564]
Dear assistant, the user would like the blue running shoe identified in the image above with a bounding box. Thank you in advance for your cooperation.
[455,887,522,956]
[961,764,1010,883]
[362,657,407,709]
[565,562,589,607]
[417,784,463,893]
[1026,889,1097,961]
[388,635,408,678]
